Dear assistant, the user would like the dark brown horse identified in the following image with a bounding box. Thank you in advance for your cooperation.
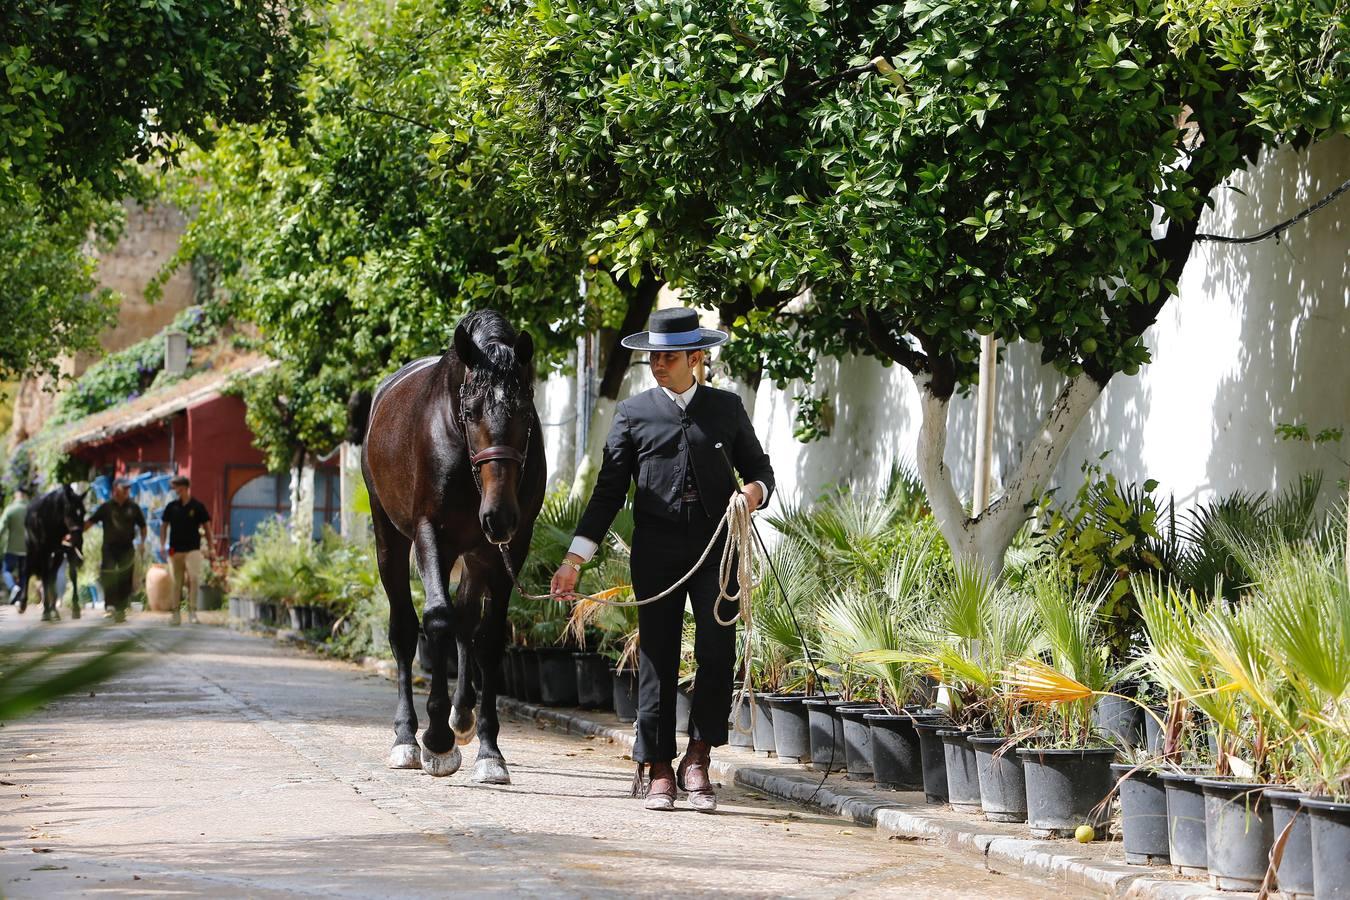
[357,310,545,783]
[23,484,87,622]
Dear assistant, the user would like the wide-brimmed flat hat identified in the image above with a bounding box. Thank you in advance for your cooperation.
[620,307,728,352]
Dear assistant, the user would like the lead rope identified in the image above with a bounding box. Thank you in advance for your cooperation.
[497,490,763,797]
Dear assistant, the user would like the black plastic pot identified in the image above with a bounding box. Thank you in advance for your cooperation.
[1143,706,1166,755]
[804,698,847,773]
[1111,763,1170,866]
[1302,795,1350,900]
[1266,789,1313,899]
[573,653,612,710]
[536,648,579,707]
[940,730,990,812]
[519,649,543,704]
[750,692,776,755]
[507,650,523,701]
[675,686,692,733]
[729,693,754,748]
[837,704,881,780]
[766,694,811,762]
[866,713,925,791]
[1197,778,1274,892]
[1017,746,1117,839]
[1093,695,1144,748]
[611,668,638,722]
[970,735,1027,823]
[914,720,951,804]
[1160,771,1209,877]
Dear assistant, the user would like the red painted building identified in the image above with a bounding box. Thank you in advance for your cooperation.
[56,357,341,553]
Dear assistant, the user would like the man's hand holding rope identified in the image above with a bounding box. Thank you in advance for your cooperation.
[548,483,764,604]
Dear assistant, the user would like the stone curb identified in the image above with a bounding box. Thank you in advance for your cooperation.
[493,695,1237,900]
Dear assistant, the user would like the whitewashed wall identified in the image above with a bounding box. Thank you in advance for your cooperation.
[538,136,1350,514]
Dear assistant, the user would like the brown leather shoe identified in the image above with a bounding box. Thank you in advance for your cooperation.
[676,739,717,813]
[645,762,676,811]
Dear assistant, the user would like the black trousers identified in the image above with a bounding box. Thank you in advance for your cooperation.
[630,504,739,764]
[100,547,135,611]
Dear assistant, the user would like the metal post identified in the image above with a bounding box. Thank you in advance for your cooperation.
[972,335,997,515]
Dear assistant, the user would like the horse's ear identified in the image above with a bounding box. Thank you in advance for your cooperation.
[514,331,534,370]
[453,321,475,369]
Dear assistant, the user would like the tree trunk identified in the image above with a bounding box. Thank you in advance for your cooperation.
[290,450,316,543]
[913,371,1104,573]
[338,442,368,544]
[569,273,661,500]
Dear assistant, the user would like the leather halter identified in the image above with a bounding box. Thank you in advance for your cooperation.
[457,381,531,492]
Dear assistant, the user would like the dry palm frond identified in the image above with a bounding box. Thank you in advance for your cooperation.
[1007,658,1093,703]
[563,584,633,646]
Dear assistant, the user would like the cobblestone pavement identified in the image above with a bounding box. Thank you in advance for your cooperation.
[0,608,1088,898]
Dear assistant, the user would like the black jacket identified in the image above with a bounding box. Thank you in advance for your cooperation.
[576,386,775,543]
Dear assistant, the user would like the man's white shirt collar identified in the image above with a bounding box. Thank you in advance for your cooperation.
[662,382,698,408]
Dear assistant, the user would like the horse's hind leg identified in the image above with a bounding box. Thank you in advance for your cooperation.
[413,521,461,777]
[372,504,420,769]
[469,540,524,785]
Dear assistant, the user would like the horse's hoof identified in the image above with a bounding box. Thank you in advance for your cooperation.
[451,707,477,746]
[387,744,421,769]
[421,745,462,777]
[472,758,511,785]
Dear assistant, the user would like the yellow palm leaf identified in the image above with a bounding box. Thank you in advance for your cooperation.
[1006,658,1093,703]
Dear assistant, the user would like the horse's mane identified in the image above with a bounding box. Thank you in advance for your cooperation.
[455,310,533,409]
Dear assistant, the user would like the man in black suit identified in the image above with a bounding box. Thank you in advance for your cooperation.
[551,307,775,813]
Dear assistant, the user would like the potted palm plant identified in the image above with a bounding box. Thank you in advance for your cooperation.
[1217,539,1347,897]
[1007,571,1119,839]
[911,563,1039,815]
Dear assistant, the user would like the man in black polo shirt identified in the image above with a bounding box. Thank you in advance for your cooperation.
[160,475,212,626]
[85,479,148,623]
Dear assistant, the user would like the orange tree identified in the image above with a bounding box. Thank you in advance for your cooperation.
[484,0,1347,568]
[0,0,313,380]
[164,0,649,472]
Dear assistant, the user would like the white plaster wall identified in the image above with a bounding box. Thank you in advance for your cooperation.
[536,136,1350,516]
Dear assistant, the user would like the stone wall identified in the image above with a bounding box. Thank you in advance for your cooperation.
[7,200,195,447]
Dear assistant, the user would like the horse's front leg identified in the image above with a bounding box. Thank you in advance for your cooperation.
[448,571,479,747]
[68,559,80,619]
[41,571,57,622]
[414,521,462,777]
[469,531,529,785]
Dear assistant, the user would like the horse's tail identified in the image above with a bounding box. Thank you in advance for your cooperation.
[346,389,373,445]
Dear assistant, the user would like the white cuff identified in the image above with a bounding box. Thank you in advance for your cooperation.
[567,536,599,563]
[751,481,768,506]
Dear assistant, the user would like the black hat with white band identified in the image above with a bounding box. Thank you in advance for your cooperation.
[620,307,728,352]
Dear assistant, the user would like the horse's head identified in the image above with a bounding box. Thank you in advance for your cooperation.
[59,483,87,557]
[454,317,536,545]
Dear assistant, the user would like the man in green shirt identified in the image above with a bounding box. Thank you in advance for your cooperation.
[1,489,29,607]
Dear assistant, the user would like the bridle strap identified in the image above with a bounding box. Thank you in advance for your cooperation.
[469,446,525,468]
[457,381,531,495]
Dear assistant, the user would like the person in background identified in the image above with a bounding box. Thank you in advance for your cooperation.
[85,479,147,623]
[1,488,29,607]
[160,475,212,626]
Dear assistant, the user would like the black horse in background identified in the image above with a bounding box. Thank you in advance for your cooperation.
[23,484,87,621]
[354,310,546,784]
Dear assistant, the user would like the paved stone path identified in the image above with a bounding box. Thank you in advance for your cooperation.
[0,608,1088,898]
